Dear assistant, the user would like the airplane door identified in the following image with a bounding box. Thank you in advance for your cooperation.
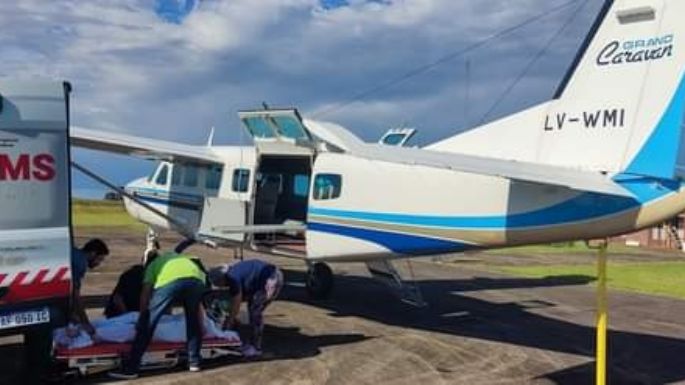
[197,197,247,243]
[238,109,317,156]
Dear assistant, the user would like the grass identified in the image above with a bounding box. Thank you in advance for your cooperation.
[72,199,144,229]
[495,262,685,299]
[484,242,666,256]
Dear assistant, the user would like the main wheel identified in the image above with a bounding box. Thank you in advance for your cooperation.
[306,262,334,300]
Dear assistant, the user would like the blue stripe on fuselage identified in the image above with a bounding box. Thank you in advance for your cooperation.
[309,177,682,230]
[131,193,201,211]
[308,222,473,255]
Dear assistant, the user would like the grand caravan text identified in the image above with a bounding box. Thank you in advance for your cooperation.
[597,34,673,66]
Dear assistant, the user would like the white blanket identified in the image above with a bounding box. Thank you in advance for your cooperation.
[54,312,239,349]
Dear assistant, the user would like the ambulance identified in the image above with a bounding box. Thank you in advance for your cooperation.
[0,81,72,338]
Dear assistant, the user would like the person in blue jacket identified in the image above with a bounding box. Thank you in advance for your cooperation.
[71,238,110,337]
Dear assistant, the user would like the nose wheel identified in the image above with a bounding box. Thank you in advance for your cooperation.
[306,262,334,300]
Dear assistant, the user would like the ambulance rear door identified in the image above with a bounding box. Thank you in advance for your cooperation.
[0,81,71,334]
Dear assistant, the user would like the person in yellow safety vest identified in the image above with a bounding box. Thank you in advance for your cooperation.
[108,251,207,380]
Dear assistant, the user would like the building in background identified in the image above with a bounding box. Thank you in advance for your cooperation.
[612,214,684,250]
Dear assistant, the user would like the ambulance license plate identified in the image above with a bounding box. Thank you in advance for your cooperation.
[0,307,50,329]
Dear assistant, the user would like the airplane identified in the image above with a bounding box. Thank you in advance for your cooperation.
[70,0,685,304]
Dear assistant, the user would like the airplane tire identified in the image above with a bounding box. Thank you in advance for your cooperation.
[306,262,334,300]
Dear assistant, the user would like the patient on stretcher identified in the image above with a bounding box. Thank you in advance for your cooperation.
[54,310,240,350]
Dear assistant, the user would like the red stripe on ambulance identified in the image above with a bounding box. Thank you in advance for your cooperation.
[32,269,49,285]
[0,267,71,303]
[10,272,28,287]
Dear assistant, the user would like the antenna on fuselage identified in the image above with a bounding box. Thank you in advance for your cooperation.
[206,126,215,147]
[262,102,270,110]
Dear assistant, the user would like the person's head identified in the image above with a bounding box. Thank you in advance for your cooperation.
[208,265,230,288]
[82,238,109,269]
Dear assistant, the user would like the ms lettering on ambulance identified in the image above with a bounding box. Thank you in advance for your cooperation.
[0,153,56,181]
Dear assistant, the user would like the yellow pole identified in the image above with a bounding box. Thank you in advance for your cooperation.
[595,242,608,385]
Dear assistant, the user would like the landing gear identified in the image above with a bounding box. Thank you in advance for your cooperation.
[305,262,334,300]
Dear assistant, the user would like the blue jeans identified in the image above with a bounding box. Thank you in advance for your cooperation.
[125,278,205,372]
[247,268,283,349]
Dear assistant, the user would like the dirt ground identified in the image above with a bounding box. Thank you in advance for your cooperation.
[3,227,685,384]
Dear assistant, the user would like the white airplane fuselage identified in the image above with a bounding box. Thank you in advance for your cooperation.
[123,145,685,263]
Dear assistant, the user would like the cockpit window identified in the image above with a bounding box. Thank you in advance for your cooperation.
[155,164,169,186]
[171,165,183,186]
[183,165,198,187]
[206,166,223,190]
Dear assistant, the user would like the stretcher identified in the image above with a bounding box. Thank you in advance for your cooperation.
[54,336,242,376]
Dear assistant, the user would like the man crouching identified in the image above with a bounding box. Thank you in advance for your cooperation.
[207,260,283,358]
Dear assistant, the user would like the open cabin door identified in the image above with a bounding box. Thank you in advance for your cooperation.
[238,109,317,156]
[197,197,247,244]
[237,109,316,256]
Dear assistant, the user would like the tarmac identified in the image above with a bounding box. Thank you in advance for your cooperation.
[2,227,685,384]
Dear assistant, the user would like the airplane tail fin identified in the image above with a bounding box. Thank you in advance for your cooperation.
[429,0,685,180]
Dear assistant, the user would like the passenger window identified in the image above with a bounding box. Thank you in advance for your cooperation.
[313,174,342,200]
[183,165,198,187]
[171,165,183,186]
[205,166,223,190]
[382,133,406,146]
[232,169,250,192]
[155,164,169,186]
[293,174,310,197]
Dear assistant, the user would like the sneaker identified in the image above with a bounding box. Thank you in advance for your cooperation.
[108,369,139,380]
[189,363,201,372]
[241,344,262,358]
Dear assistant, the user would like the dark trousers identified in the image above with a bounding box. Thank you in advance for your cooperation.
[125,278,205,372]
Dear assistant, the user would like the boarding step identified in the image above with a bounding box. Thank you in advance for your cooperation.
[197,197,306,246]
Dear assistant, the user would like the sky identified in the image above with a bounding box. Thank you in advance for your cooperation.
[0,0,604,198]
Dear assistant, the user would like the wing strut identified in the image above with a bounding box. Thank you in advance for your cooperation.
[71,162,197,239]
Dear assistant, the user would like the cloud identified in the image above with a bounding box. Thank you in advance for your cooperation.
[0,0,603,190]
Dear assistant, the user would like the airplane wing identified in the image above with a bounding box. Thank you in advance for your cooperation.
[354,145,635,198]
[71,124,632,198]
[70,126,222,164]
